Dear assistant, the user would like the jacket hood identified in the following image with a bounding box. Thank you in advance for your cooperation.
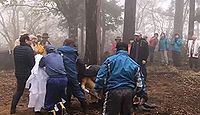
[58,45,77,53]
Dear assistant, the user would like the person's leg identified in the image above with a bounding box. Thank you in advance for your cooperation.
[10,77,27,113]
[176,52,181,67]
[103,89,122,115]
[121,89,133,115]
[164,50,168,65]
[44,78,60,111]
[70,78,88,113]
[172,51,177,66]
[161,51,165,64]
[71,78,86,103]
[149,47,154,62]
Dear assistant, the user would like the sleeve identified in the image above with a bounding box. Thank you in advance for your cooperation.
[135,67,144,88]
[39,57,46,68]
[129,42,134,60]
[175,38,183,46]
[94,59,109,92]
[27,48,35,68]
[142,41,149,61]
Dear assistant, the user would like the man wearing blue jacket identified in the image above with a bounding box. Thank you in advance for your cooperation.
[57,39,88,113]
[159,32,169,65]
[171,33,183,67]
[95,42,144,115]
[39,45,68,111]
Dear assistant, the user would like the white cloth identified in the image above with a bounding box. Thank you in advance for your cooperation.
[193,40,200,58]
[25,54,49,112]
[188,40,200,58]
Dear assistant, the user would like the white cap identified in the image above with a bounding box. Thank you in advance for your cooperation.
[134,32,140,36]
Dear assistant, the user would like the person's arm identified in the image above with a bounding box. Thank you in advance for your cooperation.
[142,41,149,63]
[135,67,144,93]
[39,57,46,68]
[27,48,35,68]
[175,38,183,46]
[94,60,109,92]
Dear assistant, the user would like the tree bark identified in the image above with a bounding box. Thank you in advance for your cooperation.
[173,0,184,36]
[188,0,195,39]
[80,22,85,58]
[123,0,136,43]
[85,0,100,64]
[100,9,106,62]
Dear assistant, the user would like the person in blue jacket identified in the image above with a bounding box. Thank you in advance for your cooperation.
[39,45,68,111]
[57,39,88,113]
[159,32,169,65]
[95,42,144,115]
[171,33,183,67]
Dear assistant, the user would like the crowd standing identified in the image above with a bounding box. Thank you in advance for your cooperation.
[10,30,200,115]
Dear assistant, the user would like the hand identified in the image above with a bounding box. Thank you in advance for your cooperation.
[142,60,146,64]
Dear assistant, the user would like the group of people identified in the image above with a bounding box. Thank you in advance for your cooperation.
[112,32,200,69]
[10,33,88,114]
[10,30,200,115]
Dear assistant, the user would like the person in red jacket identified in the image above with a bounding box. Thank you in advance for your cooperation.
[149,33,159,63]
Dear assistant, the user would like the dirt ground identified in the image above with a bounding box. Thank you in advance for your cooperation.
[0,65,200,115]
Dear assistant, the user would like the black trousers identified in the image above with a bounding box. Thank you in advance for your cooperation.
[11,76,29,111]
[103,88,134,115]
[189,57,200,71]
[172,51,181,67]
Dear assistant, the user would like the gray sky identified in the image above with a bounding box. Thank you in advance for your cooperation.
[119,0,171,10]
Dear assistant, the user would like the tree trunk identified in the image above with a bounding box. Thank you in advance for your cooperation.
[80,22,85,58]
[123,0,136,43]
[100,9,106,62]
[69,23,78,38]
[174,0,184,36]
[85,0,100,64]
[188,0,195,39]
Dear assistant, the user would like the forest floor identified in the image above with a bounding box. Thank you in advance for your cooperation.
[0,64,200,115]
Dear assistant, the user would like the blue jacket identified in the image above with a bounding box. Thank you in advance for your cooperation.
[57,45,78,79]
[39,52,66,77]
[159,37,169,51]
[95,50,144,92]
[171,37,183,52]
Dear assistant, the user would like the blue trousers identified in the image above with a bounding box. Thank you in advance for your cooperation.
[45,76,68,110]
[66,77,86,105]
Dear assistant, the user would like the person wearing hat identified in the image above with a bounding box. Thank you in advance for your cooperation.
[130,32,151,111]
[10,34,35,114]
[111,36,122,54]
[39,45,68,111]
[41,33,51,47]
[95,42,144,115]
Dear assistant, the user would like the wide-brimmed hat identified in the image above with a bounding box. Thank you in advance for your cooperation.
[42,33,49,38]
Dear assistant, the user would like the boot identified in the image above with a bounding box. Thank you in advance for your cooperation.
[137,105,151,112]
[143,102,157,109]
[81,101,89,114]
[10,109,16,114]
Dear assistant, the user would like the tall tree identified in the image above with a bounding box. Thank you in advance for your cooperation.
[101,0,123,55]
[188,0,195,39]
[173,0,184,36]
[123,0,136,43]
[85,0,100,64]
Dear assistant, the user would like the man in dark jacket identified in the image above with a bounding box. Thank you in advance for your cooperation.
[39,45,68,111]
[130,33,151,111]
[57,39,88,113]
[95,42,144,115]
[130,33,149,81]
[11,34,35,114]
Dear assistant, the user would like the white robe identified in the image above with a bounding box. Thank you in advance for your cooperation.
[25,54,49,112]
